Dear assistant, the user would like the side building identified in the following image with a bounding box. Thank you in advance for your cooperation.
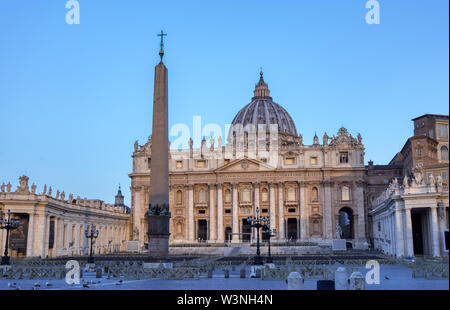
[368,114,449,257]
[0,176,129,259]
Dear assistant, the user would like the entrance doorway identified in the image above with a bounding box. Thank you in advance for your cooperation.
[412,212,424,255]
[338,207,353,239]
[241,219,251,242]
[225,227,232,242]
[197,220,207,241]
[9,213,29,258]
[287,218,297,241]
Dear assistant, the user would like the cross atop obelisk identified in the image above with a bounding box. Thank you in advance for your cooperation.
[157,30,167,62]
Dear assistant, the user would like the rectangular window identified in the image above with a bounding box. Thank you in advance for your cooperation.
[148,158,151,169]
[261,190,268,202]
[262,209,268,213]
[310,157,317,165]
[442,171,448,180]
[285,157,295,165]
[196,160,206,168]
[198,210,206,214]
[241,189,251,202]
[287,188,296,201]
[176,160,183,168]
[288,208,296,213]
[340,152,349,163]
[417,148,422,156]
[437,123,449,139]
[341,186,350,201]
[225,209,231,214]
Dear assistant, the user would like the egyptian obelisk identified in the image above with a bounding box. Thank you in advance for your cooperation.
[146,31,171,258]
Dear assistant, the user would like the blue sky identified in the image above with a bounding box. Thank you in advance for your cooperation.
[0,0,448,205]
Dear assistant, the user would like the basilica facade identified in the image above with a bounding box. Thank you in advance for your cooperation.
[130,73,368,250]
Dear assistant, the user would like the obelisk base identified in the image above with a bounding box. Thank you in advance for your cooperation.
[147,215,170,259]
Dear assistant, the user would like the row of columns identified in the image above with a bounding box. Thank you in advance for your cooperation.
[0,211,127,258]
[393,204,441,257]
[181,181,366,244]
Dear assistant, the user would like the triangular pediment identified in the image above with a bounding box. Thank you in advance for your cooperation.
[215,157,274,172]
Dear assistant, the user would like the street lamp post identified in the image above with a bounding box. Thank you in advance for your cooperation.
[262,224,276,263]
[0,210,20,265]
[85,224,99,264]
[247,207,269,266]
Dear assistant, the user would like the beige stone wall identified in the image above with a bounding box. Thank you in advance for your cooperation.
[130,127,368,249]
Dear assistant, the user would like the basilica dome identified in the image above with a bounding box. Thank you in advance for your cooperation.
[229,72,298,140]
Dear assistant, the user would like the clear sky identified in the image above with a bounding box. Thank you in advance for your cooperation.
[0,0,448,206]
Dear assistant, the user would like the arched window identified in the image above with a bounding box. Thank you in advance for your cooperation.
[312,187,318,201]
[241,188,251,203]
[225,189,231,203]
[287,187,296,201]
[261,188,268,202]
[341,186,350,201]
[176,190,182,204]
[198,189,206,203]
[441,145,449,161]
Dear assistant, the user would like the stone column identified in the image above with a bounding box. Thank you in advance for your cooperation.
[133,187,144,248]
[355,181,366,247]
[430,206,440,257]
[404,208,414,258]
[394,203,405,257]
[32,213,45,258]
[209,184,216,242]
[323,181,333,239]
[54,218,60,256]
[217,184,224,242]
[253,183,260,242]
[60,220,66,256]
[79,223,84,255]
[278,182,285,241]
[26,212,35,257]
[300,182,308,240]
[232,183,239,242]
[43,214,50,258]
[188,185,194,242]
[74,223,80,255]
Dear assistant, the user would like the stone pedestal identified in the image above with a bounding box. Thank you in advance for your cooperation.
[147,215,170,259]
[286,272,304,290]
[349,272,365,290]
[335,267,349,290]
[332,239,347,251]
[250,265,265,278]
[126,241,140,253]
